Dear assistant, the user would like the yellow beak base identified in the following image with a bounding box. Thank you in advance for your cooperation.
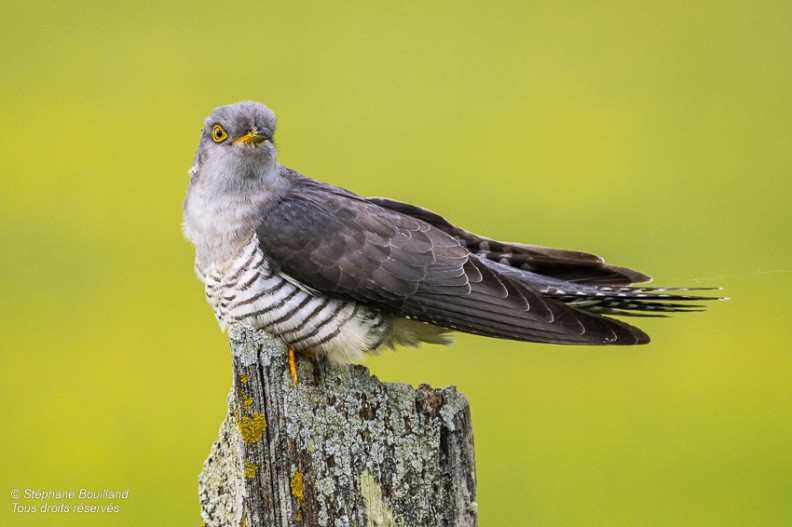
[233,129,268,144]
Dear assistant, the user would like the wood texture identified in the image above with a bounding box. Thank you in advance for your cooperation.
[199,325,478,527]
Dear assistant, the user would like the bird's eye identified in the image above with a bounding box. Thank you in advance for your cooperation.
[212,125,228,143]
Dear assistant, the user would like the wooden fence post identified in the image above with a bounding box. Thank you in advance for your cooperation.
[199,324,478,527]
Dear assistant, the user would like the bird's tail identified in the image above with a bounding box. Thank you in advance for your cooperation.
[545,285,725,317]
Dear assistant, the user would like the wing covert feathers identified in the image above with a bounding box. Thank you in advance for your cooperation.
[368,197,652,285]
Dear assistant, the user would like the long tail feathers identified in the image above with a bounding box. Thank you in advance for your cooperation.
[546,285,725,317]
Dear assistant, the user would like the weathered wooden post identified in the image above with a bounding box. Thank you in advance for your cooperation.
[199,324,478,527]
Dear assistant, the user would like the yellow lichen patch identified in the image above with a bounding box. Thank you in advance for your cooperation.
[290,470,304,520]
[243,460,258,479]
[238,412,267,443]
[240,392,254,411]
[240,373,249,384]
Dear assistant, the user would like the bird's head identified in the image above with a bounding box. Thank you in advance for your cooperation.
[191,101,278,192]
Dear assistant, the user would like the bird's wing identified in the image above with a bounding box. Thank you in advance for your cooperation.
[367,197,651,286]
[255,172,648,345]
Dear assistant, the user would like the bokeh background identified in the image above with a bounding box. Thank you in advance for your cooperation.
[2,1,790,525]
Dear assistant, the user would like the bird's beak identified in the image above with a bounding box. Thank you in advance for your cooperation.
[233,128,270,145]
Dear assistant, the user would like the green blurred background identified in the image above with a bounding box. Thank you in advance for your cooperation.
[2,1,790,525]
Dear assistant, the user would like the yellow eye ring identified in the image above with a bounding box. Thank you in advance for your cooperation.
[212,125,228,143]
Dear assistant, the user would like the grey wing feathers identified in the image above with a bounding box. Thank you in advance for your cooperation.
[369,196,721,317]
[256,169,649,345]
[368,197,651,285]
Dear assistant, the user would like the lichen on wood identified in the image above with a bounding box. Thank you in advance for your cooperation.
[199,324,478,527]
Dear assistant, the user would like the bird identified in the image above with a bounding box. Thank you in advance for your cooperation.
[183,101,719,378]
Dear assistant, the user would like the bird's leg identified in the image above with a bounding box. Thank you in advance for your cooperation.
[287,346,317,386]
[288,345,298,386]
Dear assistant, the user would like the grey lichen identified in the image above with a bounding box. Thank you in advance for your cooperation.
[278,352,454,524]
[199,389,246,527]
[228,324,263,366]
[229,323,287,367]
[439,388,470,432]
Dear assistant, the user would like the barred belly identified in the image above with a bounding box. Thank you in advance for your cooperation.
[200,238,391,364]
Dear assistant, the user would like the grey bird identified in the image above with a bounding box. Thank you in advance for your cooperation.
[183,101,717,366]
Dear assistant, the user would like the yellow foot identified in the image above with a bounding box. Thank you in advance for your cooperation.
[288,345,298,386]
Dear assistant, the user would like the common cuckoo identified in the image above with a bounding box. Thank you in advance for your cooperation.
[183,101,717,369]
